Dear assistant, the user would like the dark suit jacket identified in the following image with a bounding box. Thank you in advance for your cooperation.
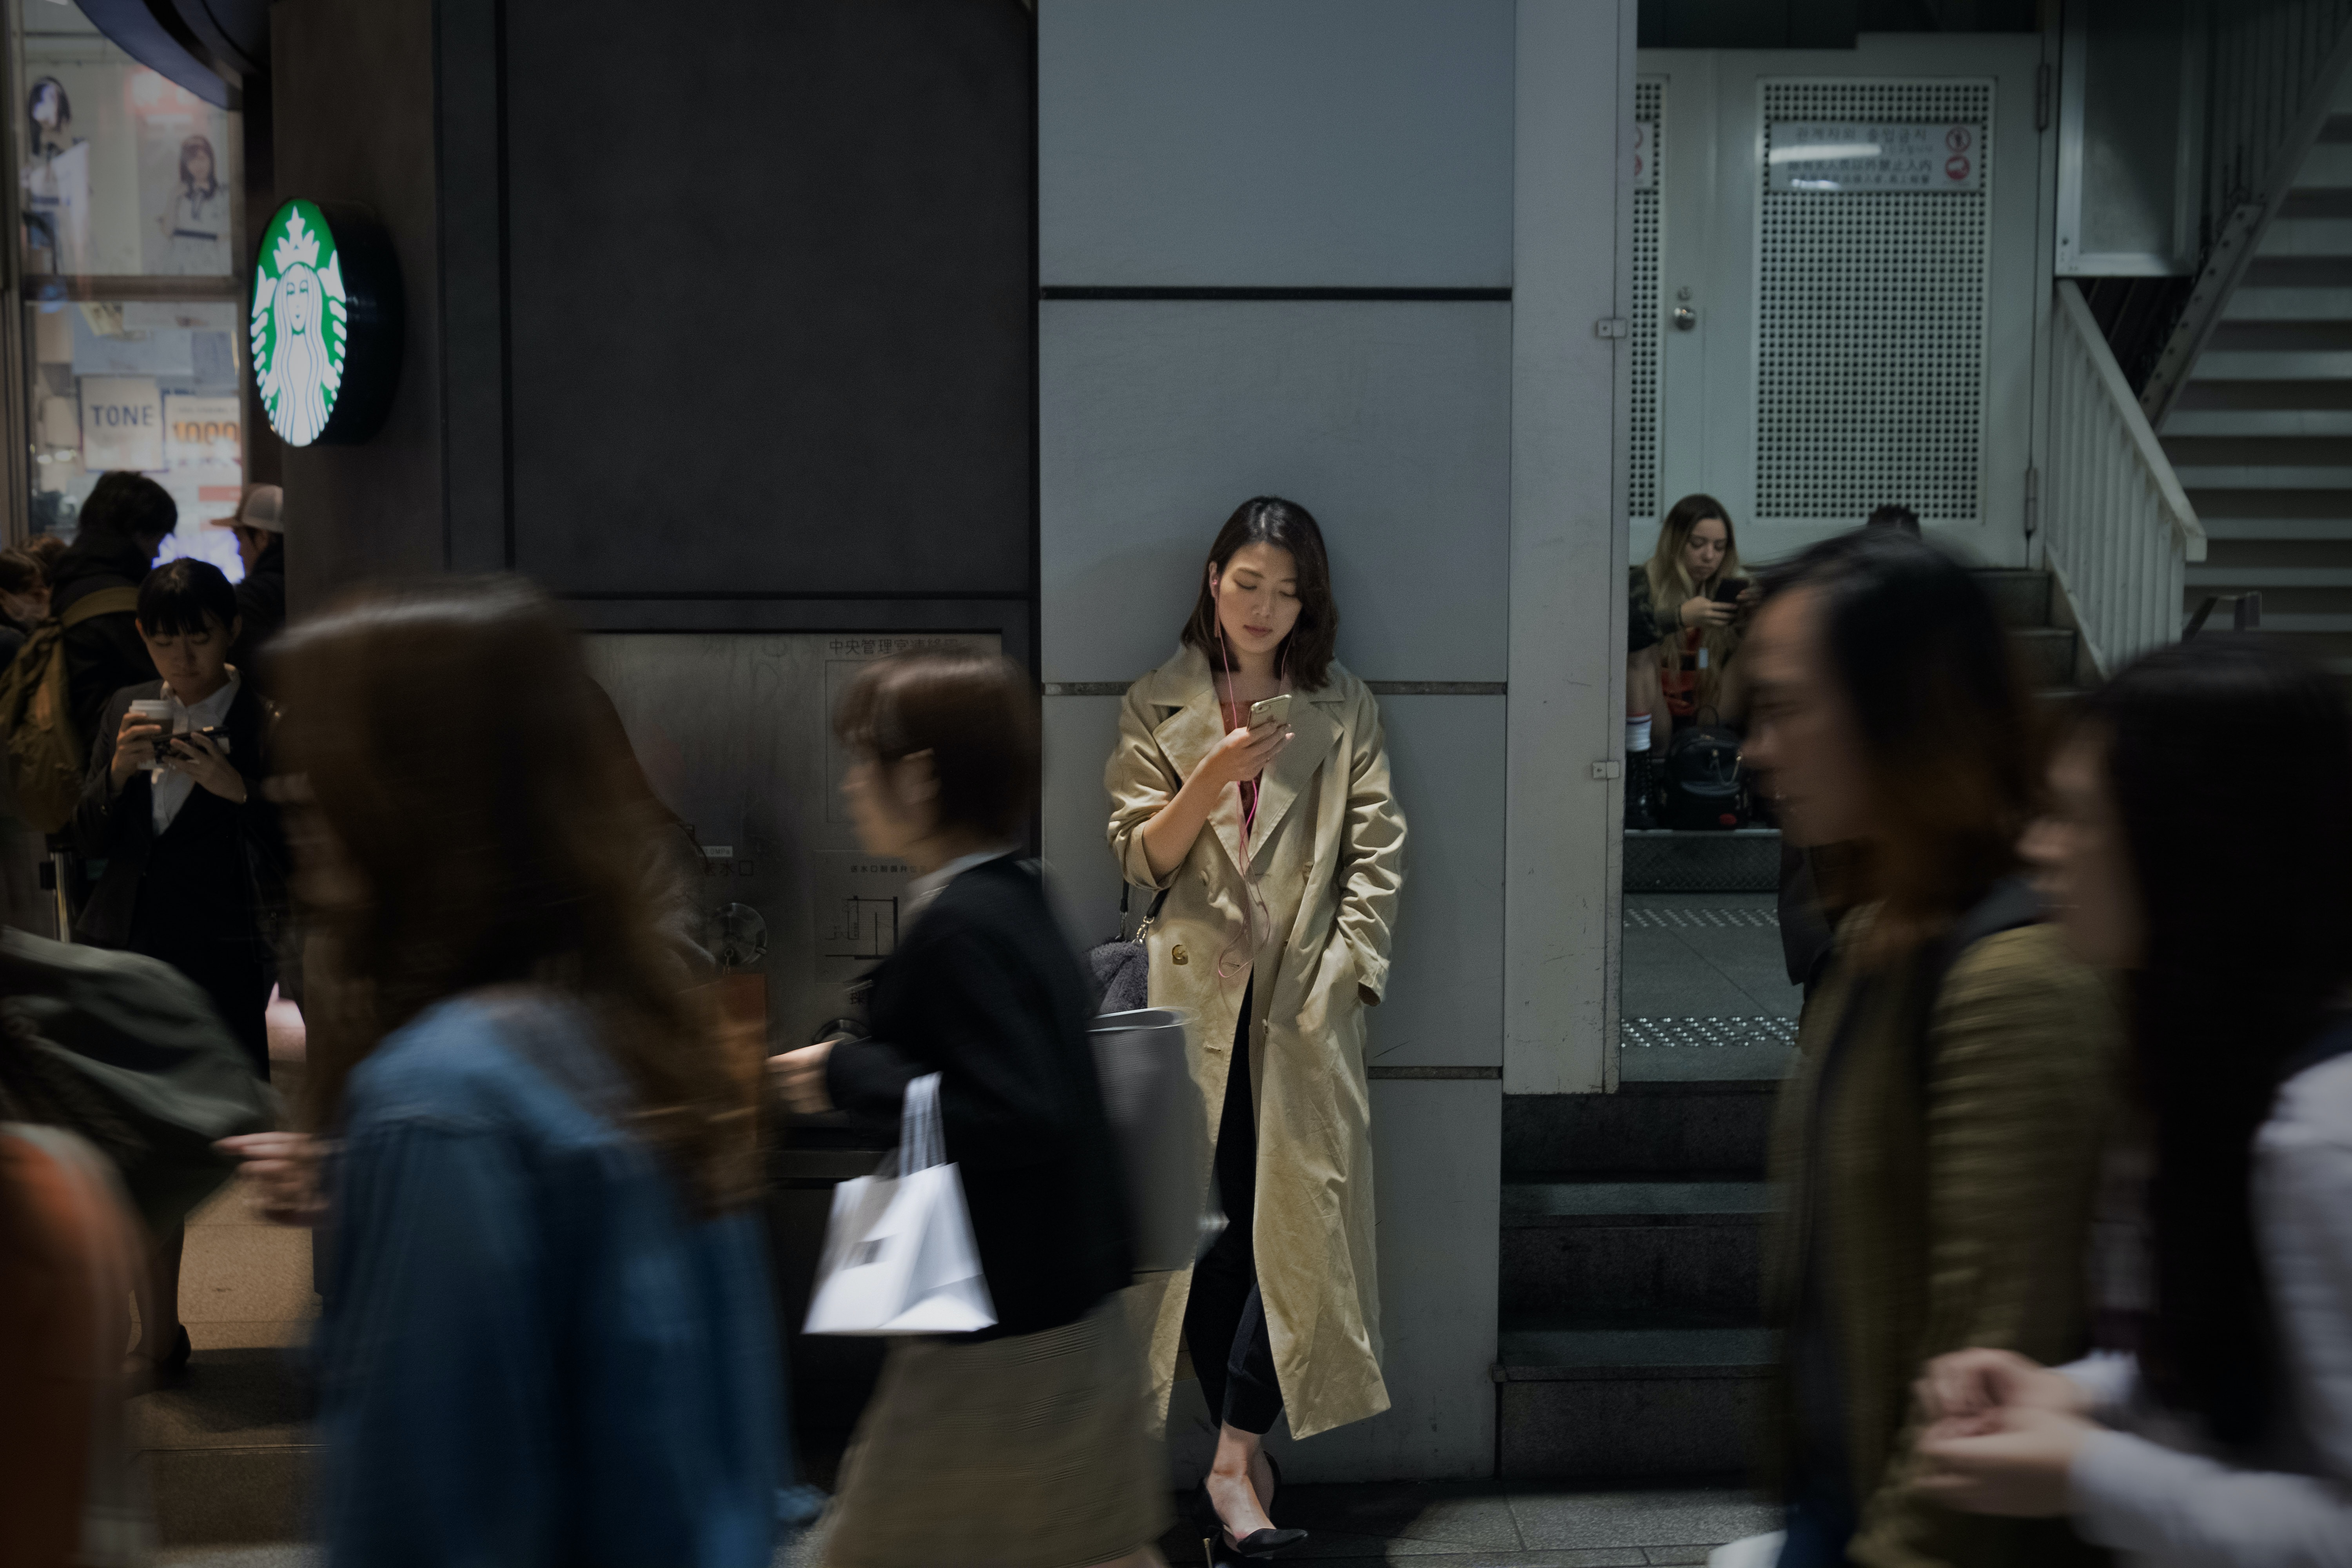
[826,855,1133,1336]
[48,539,157,747]
[71,679,284,952]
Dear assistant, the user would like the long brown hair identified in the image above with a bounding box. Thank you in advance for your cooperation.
[1179,496,1339,690]
[1644,494,1744,712]
[1762,529,2039,966]
[270,577,756,1215]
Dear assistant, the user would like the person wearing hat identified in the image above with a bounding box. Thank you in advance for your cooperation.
[212,485,283,677]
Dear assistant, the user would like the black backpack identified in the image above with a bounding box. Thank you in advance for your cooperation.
[1661,719,1748,830]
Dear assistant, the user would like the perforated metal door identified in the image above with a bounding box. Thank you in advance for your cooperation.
[1633,38,2044,564]
[1755,80,1996,524]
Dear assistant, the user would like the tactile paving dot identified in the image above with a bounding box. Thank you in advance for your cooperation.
[1621,1016,1801,1049]
[1623,907,1781,929]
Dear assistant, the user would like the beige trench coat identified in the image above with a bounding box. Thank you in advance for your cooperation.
[1104,644,1406,1440]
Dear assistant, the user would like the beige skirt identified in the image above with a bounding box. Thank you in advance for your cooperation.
[822,1300,1167,1568]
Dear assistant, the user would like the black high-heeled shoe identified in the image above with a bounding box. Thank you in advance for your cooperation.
[1193,1472,1307,1562]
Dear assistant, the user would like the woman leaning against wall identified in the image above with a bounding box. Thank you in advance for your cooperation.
[1104,495,1406,1559]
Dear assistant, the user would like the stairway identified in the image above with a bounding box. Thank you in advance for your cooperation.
[2160,80,2352,677]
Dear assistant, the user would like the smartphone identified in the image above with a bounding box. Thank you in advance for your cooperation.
[1711,576,1751,603]
[1247,693,1293,730]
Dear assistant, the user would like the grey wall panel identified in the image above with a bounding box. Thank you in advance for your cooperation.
[1039,692,1125,939]
[1165,1079,1500,1481]
[1040,0,1514,288]
[272,0,444,610]
[1042,693,1504,1071]
[1364,696,1503,1070]
[501,0,1034,597]
[1039,301,1512,685]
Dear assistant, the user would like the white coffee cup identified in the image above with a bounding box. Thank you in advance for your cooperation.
[125,698,176,773]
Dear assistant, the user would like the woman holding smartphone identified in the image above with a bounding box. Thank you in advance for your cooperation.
[1626,494,1753,752]
[1105,496,1407,1558]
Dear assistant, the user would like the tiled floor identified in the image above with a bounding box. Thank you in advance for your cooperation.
[1150,1482,1774,1565]
[136,1034,323,1550]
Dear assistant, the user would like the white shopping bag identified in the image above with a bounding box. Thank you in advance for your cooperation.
[1708,1532,1785,1568]
[803,1074,997,1336]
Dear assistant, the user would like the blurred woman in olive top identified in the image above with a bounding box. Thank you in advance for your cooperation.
[1740,529,2117,1568]
[1105,496,1405,1557]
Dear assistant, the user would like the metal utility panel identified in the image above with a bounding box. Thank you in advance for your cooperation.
[2056,0,2207,276]
[582,632,1000,1052]
[1633,35,2049,566]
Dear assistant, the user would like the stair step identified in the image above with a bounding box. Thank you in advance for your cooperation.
[2194,515,2352,539]
[2165,408,2352,437]
[2250,215,2352,258]
[1501,1180,1770,1322]
[1969,567,2051,628]
[1494,1327,1775,1480]
[2221,285,2352,323]
[2006,625,2076,689]
[2185,565,2352,588]
[1505,1083,1777,1178]
[2171,376,2352,410]
[2276,187,2352,220]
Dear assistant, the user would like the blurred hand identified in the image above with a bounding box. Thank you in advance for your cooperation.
[1196,720,1291,790]
[215,1131,327,1227]
[1681,595,1734,630]
[771,1039,837,1115]
[1915,1348,2089,1430]
[110,709,166,789]
[169,730,247,803]
[1914,1404,2095,1517]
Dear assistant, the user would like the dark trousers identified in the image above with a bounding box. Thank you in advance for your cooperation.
[1183,984,1282,1435]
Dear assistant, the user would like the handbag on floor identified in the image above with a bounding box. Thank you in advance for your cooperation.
[803,1073,996,1336]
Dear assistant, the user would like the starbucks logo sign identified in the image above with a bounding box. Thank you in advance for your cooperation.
[249,199,402,446]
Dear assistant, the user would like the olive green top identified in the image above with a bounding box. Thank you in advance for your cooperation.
[1766,914,2120,1568]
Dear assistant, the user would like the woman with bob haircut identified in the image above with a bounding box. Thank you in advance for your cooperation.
[772,649,1164,1568]
[1103,495,1406,1557]
[1915,639,2352,1566]
[1739,529,2118,1568]
[249,578,779,1568]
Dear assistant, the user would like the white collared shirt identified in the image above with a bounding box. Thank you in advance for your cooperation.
[149,672,240,836]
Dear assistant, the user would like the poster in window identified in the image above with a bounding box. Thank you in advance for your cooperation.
[79,374,163,471]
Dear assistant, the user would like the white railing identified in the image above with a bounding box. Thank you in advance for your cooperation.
[2044,280,2208,677]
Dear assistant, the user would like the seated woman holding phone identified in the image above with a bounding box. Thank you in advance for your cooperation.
[1626,494,1757,753]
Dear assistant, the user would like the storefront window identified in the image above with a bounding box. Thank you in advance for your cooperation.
[11,0,245,579]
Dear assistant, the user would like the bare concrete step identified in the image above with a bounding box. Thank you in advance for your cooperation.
[1494,1327,1775,1480]
[1969,567,2051,628]
[1501,1180,1770,1323]
[2006,626,2077,690]
[1504,1083,1778,1179]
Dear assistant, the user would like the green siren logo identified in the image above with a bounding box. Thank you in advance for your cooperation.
[250,200,347,447]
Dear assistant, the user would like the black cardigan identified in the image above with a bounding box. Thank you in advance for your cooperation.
[71,678,284,951]
[825,855,1132,1337]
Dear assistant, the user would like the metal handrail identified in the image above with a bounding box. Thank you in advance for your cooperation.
[2045,280,2209,678]
[2057,282,2207,562]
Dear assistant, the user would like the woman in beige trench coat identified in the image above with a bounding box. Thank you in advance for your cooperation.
[1105,497,1405,1559]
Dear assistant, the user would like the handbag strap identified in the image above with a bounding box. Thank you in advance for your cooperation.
[898,1073,944,1176]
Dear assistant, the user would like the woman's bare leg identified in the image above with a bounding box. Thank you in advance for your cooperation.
[132,1222,185,1361]
[1627,650,1668,751]
[1204,1422,1277,1541]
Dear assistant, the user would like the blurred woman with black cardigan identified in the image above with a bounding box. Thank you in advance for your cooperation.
[773,650,1165,1568]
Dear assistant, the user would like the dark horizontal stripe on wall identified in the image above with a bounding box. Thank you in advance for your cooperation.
[1042,680,1505,697]
[1365,1065,1502,1080]
[1040,286,1511,302]
[554,590,1027,603]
